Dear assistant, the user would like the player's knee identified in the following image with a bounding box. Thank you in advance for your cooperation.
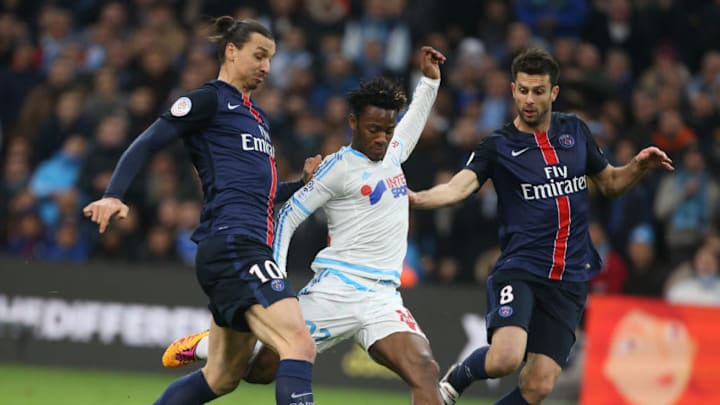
[519,375,555,402]
[405,352,440,386]
[486,349,523,377]
[288,328,317,362]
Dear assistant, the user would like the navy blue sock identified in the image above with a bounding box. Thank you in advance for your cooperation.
[447,346,490,394]
[495,386,531,404]
[275,359,314,405]
[154,369,218,405]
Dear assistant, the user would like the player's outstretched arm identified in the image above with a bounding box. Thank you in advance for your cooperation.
[391,46,445,163]
[409,169,479,209]
[591,146,674,197]
[82,119,181,233]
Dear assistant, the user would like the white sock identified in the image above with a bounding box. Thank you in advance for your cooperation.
[195,336,209,360]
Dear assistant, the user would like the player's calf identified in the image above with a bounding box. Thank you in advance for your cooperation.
[245,345,280,384]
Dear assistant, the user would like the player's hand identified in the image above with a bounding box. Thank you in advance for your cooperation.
[419,46,446,80]
[635,146,674,171]
[302,154,322,183]
[82,197,129,234]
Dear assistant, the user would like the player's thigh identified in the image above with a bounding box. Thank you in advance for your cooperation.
[519,353,562,394]
[299,289,362,353]
[355,291,427,352]
[245,297,315,361]
[485,274,534,360]
[195,235,297,332]
[368,331,438,384]
[526,282,587,368]
[202,318,256,388]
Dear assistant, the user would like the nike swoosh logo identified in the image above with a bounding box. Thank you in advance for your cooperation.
[290,392,312,399]
[511,147,531,157]
[227,102,240,110]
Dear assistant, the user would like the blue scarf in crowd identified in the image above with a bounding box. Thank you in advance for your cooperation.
[672,169,708,231]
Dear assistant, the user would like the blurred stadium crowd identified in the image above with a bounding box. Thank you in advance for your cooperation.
[1,0,719,304]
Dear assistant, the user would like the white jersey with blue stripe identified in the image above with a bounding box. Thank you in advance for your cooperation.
[273,77,440,287]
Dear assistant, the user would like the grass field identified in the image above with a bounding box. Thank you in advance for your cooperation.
[0,363,491,404]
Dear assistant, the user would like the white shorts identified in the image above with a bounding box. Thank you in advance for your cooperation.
[298,269,427,353]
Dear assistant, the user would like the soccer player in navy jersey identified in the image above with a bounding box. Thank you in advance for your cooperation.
[83,18,319,405]
[410,48,674,405]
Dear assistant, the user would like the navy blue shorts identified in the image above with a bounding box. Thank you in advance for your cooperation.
[485,269,588,367]
[195,234,296,332]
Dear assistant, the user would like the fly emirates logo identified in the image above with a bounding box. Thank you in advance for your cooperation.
[240,126,275,157]
[521,165,587,200]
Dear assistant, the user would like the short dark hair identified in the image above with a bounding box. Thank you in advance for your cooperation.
[347,77,407,117]
[209,17,273,63]
[511,48,560,86]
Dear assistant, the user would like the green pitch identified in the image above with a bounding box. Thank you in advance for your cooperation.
[0,363,490,404]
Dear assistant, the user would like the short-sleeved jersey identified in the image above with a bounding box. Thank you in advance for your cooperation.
[466,112,609,282]
[272,77,440,287]
[161,80,279,245]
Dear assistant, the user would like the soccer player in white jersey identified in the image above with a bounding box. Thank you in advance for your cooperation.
[162,46,447,403]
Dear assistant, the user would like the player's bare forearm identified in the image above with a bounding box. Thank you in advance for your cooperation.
[597,163,647,197]
[593,146,673,197]
[410,184,460,209]
[410,169,479,209]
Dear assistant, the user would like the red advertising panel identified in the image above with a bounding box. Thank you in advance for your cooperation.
[582,295,720,405]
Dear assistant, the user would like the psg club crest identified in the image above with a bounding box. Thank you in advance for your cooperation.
[271,279,285,292]
[498,305,514,318]
[558,134,575,149]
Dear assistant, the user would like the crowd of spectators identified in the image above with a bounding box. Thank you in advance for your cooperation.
[1,0,719,305]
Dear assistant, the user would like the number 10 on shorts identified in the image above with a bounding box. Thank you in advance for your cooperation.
[249,260,287,283]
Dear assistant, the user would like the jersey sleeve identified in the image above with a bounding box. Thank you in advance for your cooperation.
[103,87,217,200]
[272,154,347,271]
[160,86,218,135]
[275,179,305,203]
[385,76,440,165]
[580,120,609,175]
[104,118,180,199]
[464,136,496,186]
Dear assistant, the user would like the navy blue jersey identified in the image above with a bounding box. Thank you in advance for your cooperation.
[465,112,609,282]
[163,80,280,245]
[105,80,303,246]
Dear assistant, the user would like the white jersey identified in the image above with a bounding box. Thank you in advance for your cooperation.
[273,76,440,287]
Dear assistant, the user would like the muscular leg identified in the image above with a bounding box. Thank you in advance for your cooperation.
[154,319,256,404]
[516,353,561,404]
[245,344,281,384]
[245,297,317,404]
[368,332,442,405]
[245,297,316,361]
[201,319,258,395]
[485,326,527,376]
[443,325,527,399]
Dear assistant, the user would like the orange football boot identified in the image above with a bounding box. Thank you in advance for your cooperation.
[161,330,209,368]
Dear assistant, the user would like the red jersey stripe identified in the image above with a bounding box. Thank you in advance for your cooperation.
[242,95,264,125]
[266,156,277,246]
[549,195,571,280]
[534,131,569,279]
[534,132,559,165]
